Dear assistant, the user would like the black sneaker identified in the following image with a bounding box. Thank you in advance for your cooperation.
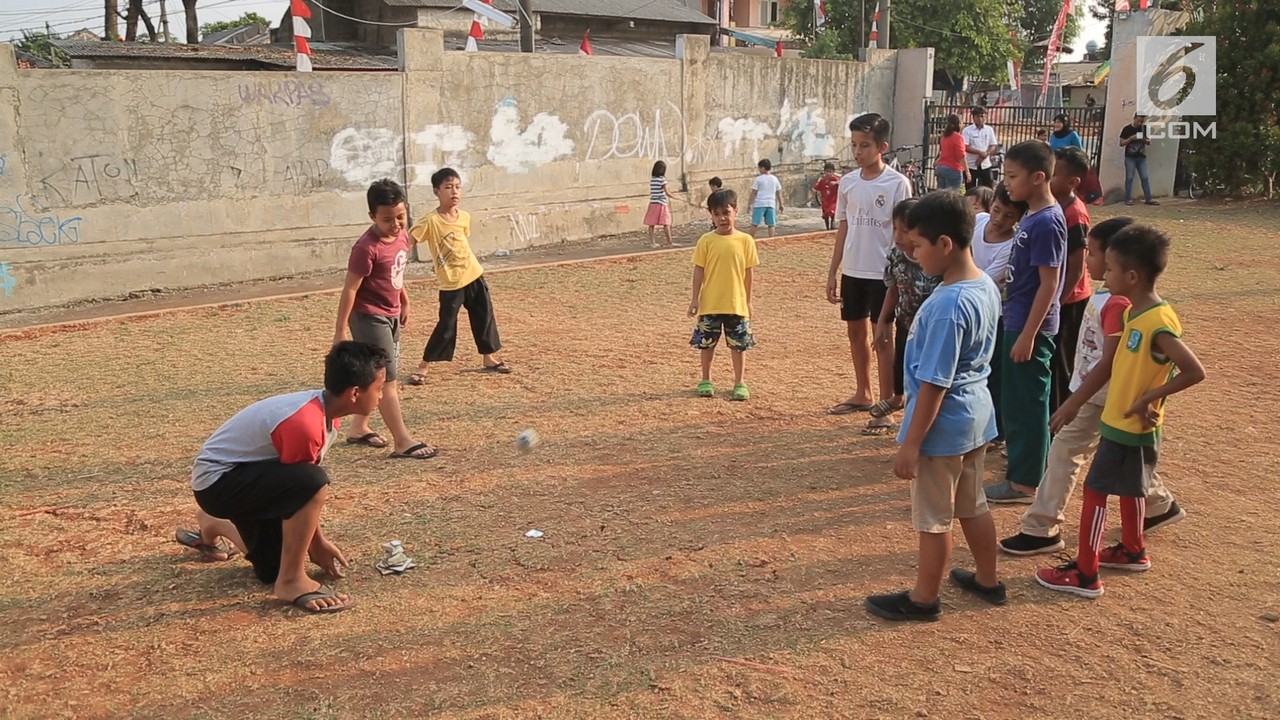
[949,568,1008,605]
[1144,501,1186,533]
[864,590,942,622]
[999,532,1065,556]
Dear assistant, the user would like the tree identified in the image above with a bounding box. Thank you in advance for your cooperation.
[200,12,271,38]
[15,30,70,67]
[1181,1,1279,197]
[105,0,119,40]
[783,0,1020,85]
[122,0,159,42]
[182,0,199,45]
[1018,0,1083,70]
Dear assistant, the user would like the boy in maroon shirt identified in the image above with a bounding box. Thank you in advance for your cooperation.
[1050,147,1093,412]
[333,179,437,460]
[812,162,840,230]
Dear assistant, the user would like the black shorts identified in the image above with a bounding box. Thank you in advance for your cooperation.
[1084,437,1158,498]
[193,460,330,584]
[840,275,887,322]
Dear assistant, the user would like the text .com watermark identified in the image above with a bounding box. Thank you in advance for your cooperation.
[1137,36,1217,139]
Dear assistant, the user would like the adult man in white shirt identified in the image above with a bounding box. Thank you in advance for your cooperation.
[963,106,1000,190]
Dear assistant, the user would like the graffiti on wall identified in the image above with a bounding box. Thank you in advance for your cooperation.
[0,261,15,298]
[487,97,574,174]
[0,196,84,247]
[237,80,332,109]
[36,154,139,205]
[582,102,683,162]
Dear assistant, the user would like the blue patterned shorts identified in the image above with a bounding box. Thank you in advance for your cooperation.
[690,314,755,351]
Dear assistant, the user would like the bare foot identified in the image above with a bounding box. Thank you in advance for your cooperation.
[275,578,350,611]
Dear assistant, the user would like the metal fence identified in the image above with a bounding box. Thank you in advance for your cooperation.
[922,104,1106,188]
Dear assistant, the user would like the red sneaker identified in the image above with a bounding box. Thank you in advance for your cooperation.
[1035,560,1104,598]
[1098,543,1151,572]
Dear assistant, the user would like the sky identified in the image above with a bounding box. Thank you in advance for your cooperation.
[0,0,1107,60]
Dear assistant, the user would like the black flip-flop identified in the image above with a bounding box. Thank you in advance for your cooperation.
[827,401,873,415]
[390,443,438,460]
[175,528,239,561]
[346,432,389,448]
[291,584,354,614]
[481,362,513,374]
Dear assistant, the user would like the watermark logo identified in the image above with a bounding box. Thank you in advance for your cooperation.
[1137,36,1216,116]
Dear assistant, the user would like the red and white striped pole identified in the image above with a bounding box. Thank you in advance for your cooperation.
[290,0,312,72]
[868,3,880,49]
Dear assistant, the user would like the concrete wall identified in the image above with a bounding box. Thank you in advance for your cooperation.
[0,33,910,313]
[1099,9,1190,204]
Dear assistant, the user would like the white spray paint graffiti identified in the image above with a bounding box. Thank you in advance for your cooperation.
[715,117,775,157]
[487,97,574,174]
[582,102,683,161]
[778,98,837,158]
[329,128,401,186]
[412,124,475,170]
[506,211,542,247]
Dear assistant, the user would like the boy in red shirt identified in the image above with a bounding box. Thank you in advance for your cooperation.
[333,179,437,460]
[1050,147,1093,412]
[812,162,840,230]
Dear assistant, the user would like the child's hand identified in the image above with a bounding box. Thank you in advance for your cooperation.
[1124,394,1160,430]
[894,444,919,480]
[874,321,893,348]
[1010,333,1034,362]
[688,302,698,318]
[1050,398,1080,434]
[332,331,348,347]
[400,305,410,328]
[826,274,840,304]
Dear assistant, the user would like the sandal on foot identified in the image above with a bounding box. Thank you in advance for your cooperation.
[697,380,715,397]
[175,528,239,561]
[861,417,898,436]
[405,372,428,386]
[390,443,438,460]
[345,432,389,448]
[291,584,354,614]
[481,362,513,374]
[868,399,903,419]
[731,383,750,401]
[827,401,873,415]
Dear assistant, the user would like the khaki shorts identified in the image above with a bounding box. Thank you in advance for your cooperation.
[911,446,990,533]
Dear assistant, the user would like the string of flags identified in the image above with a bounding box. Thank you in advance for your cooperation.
[291,0,312,72]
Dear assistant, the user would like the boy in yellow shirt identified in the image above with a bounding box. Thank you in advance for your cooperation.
[406,168,510,384]
[689,189,760,401]
[1036,224,1205,597]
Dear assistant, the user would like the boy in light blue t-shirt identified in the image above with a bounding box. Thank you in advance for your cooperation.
[864,191,1005,623]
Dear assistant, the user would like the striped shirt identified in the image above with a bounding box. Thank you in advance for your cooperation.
[649,176,668,204]
[191,390,339,490]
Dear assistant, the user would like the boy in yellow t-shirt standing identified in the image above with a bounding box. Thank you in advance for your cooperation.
[405,168,509,384]
[1036,224,1205,598]
[689,189,760,401]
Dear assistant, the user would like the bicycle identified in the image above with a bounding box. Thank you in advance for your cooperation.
[1181,147,1215,200]
[885,144,929,196]
[987,143,1006,186]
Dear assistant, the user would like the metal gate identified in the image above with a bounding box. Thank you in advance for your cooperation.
[922,103,1105,187]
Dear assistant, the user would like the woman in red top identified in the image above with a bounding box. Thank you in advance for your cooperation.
[935,113,969,190]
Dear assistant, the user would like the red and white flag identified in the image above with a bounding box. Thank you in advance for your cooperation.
[868,3,881,49]
[291,0,312,72]
[580,29,593,56]
[1116,0,1131,12]
[775,40,784,57]
[465,19,483,52]
[1040,0,1072,102]
[815,0,827,29]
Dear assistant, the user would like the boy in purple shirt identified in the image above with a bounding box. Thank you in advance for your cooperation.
[985,142,1068,504]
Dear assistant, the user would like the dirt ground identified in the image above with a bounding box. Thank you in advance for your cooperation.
[1,200,1277,719]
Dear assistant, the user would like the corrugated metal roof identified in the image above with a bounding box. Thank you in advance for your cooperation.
[50,40,397,70]
[385,0,714,24]
[451,35,680,58]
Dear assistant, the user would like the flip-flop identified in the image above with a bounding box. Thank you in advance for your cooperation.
[390,443,438,460]
[404,372,428,386]
[291,584,354,614]
[345,432,389,448]
[861,419,899,436]
[481,362,513,374]
[868,399,904,419]
[175,528,239,561]
[827,401,873,415]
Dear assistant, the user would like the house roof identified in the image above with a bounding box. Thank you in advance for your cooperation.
[384,0,715,25]
[50,39,397,70]
[201,23,271,46]
[15,49,58,69]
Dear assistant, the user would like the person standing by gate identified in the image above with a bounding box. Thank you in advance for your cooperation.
[936,113,968,190]
[963,106,999,190]
[1049,113,1083,151]
[1119,113,1158,206]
